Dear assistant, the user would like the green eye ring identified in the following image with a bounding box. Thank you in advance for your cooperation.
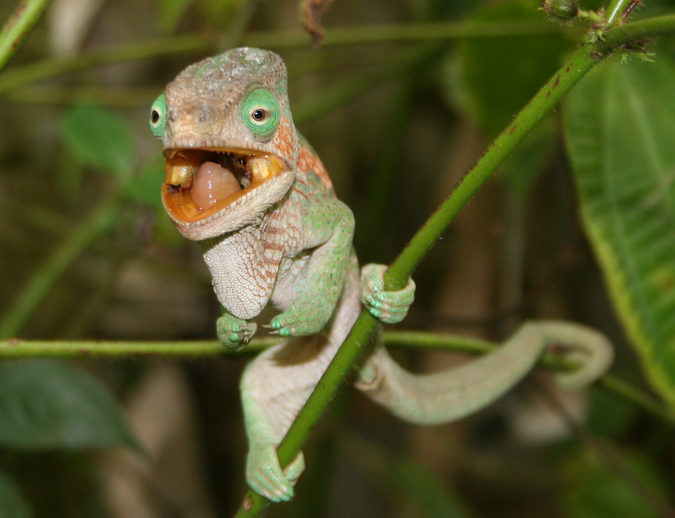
[241,88,279,141]
[149,93,166,138]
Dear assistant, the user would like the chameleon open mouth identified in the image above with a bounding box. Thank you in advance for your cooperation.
[162,148,284,223]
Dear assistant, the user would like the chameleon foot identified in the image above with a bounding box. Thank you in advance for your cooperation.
[246,443,305,502]
[360,263,415,324]
[268,298,333,336]
[216,313,257,350]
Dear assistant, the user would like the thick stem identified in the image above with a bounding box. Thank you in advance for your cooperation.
[233,13,675,517]
[0,0,51,72]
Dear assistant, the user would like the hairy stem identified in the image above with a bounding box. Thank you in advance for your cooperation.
[605,0,633,26]
[0,0,51,72]
[233,12,675,517]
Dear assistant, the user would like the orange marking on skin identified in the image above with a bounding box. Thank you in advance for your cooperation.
[263,241,285,251]
[297,145,332,189]
[274,117,297,160]
[293,187,310,201]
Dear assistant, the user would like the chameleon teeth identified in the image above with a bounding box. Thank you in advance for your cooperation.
[248,155,282,182]
[165,151,200,188]
[248,156,271,180]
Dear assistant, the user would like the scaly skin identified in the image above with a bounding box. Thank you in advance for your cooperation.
[150,47,613,503]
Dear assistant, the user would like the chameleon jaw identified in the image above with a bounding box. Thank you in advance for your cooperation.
[162,148,284,224]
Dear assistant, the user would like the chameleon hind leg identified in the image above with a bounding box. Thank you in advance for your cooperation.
[239,336,320,502]
[355,321,613,425]
[239,255,362,502]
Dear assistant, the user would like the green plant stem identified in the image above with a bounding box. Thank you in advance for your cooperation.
[232,13,675,517]
[1,332,671,424]
[0,337,277,357]
[6,86,161,106]
[0,20,570,96]
[317,20,569,45]
[0,191,122,338]
[0,0,51,72]
[0,34,210,95]
[605,0,632,26]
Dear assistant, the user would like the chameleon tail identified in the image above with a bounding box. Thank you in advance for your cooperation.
[355,321,613,425]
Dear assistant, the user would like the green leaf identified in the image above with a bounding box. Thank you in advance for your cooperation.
[126,155,165,209]
[0,471,31,518]
[0,360,139,450]
[564,56,675,405]
[62,105,136,181]
[563,450,668,518]
[451,0,571,138]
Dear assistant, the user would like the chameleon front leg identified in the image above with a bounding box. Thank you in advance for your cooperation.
[360,263,416,324]
[269,198,354,336]
[356,321,613,425]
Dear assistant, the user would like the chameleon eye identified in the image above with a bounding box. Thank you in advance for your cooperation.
[251,108,267,121]
[241,88,279,141]
[149,93,167,138]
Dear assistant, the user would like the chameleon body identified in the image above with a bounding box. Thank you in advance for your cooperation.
[150,48,613,502]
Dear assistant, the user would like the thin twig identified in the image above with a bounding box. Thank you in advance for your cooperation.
[0,0,51,72]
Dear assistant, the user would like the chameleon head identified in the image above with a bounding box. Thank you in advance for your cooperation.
[149,48,299,240]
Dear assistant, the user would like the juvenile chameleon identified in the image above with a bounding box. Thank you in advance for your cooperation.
[149,47,613,503]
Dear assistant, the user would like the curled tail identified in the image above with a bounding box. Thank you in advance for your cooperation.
[355,321,613,425]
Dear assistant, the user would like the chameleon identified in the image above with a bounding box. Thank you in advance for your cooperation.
[149,47,613,503]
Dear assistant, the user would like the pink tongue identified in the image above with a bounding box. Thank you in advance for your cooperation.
[191,161,241,211]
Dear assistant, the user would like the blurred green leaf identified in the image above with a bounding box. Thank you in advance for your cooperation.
[586,388,638,438]
[564,450,668,518]
[156,0,194,33]
[62,105,136,181]
[126,155,165,209]
[0,471,31,518]
[451,0,570,137]
[0,360,139,450]
[197,0,245,25]
[564,56,675,406]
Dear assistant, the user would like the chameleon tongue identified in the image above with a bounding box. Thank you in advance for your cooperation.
[191,161,241,211]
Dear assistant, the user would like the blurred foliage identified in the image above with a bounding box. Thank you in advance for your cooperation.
[0,0,673,517]
[564,450,670,518]
[62,104,136,181]
[0,470,31,518]
[0,360,138,450]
